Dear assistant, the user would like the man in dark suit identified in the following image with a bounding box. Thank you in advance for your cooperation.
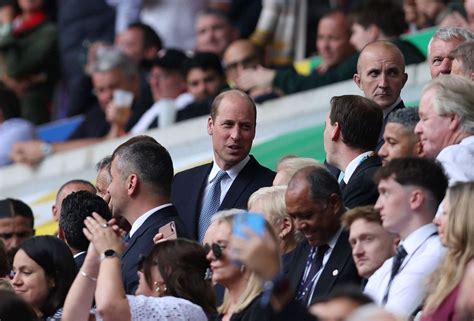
[107,136,188,294]
[324,95,383,209]
[353,41,408,152]
[172,89,275,241]
[59,190,111,270]
[285,166,361,306]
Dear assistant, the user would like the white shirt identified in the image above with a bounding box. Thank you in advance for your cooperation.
[364,223,446,317]
[436,135,474,186]
[203,156,250,204]
[129,204,173,238]
[343,151,374,184]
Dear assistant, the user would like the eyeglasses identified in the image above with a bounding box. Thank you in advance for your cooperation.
[223,55,258,72]
[203,243,225,259]
[0,231,32,240]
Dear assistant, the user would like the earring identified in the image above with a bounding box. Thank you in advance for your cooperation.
[204,268,213,280]
[153,282,167,294]
[240,265,246,273]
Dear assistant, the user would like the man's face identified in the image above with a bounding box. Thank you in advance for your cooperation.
[414,87,453,158]
[187,68,223,102]
[106,158,128,218]
[349,218,395,278]
[223,42,259,87]
[0,216,33,258]
[428,37,464,78]
[115,28,145,63]
[285,179,340,247]
[92,69,129,109]
[354,47,407,109]
[149,66,186,100]
[350,23,376,52]
[196,14,234,57]
[378,122,421,165]
[207,94,255,170]
[316,13,354,69]
[374,177,412,235]
[323,113,337,166]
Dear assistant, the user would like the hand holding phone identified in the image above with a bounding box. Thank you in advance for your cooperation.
[232,212,265,239]
[158,221,177,240]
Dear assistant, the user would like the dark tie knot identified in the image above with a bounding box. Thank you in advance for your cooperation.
[395,245,407,260]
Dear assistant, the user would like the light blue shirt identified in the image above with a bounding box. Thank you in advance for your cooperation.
[0,118,36,166]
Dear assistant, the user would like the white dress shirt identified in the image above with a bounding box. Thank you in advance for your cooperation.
[437,135,474,186]
[364,223,446,317]
[343,151,375,184]
[129,203,173,238]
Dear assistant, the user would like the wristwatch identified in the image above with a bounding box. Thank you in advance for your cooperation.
[100,249,118,261]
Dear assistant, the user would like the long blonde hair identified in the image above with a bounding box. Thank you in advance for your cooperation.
[424,182,474,311]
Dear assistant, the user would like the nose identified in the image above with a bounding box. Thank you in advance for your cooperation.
[353,241,364,256]
[414,121,422,135]
[378,73,388,88]
[378,143,388,159]
[439,58,452,74]
[230,126,241,140]
[11,271,22,285]
[433,215,441,226]
[206,247,216,262]
[374,197,382,211]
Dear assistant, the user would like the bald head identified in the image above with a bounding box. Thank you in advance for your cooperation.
[354,41,407,109]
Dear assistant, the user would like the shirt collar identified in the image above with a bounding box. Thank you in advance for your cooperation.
[208,155,250,182]
[343,151,374,183]
[383,97,402,117]
[327,227,343,250]
[129,203,173,237]
[400,223,438,254]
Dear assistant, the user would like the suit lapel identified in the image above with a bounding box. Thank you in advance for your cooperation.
[345,155,381,188]
[313,231,352,298]
[288,242,311,289]
[219,156,257,210]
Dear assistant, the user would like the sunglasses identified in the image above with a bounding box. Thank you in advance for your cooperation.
[0,231,32,240]
[203,243,225,259]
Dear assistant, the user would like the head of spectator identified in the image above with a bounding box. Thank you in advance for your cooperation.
[195,8,238,58]
[285,166,345,247]
[428,27,474,78]
[108,136,173,223]
[0,240,9,280]
[248,186,300,255]
[59,191,111,256]
[0,290,38,321]
[89,46,140,111]
[273,156,323,186]
[424,182,474,316]
[203,209,272,318]
[378,107,423,165]
[207,90,256,170]
[115,22,162,68]
[346,304,405,321]
[309,286,373,321]
[149,49,188,102]
[11,235,76,319]
[0,198,34,263]
[51,179,96,222]
[349,0,408,51]
[342,206,397,278]
[415,75,474,159]
[316,10,355,72]
[324,95,383,171]
[183,52,226,103]
[450,41,474,80]
[354,41,407,110]
[223,39,261,89]
[95,155,112,200]
[137,239,216,316]
[374,157,448,239]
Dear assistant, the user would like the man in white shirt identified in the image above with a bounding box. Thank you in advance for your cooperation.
[415,74,474,185]
[324,95,383,208]
[364,157,448,317]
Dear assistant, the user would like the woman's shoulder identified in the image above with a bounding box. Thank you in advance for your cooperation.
[128,295,208,321]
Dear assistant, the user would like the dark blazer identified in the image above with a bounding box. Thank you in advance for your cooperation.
[377,100,405,152]
[288,230,361,305]
[171,155,275,240]
[74,251,86,271]
[343,154,382,209]
[121,205,187,294]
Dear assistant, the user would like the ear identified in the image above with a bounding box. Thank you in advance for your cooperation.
[402,72,408,87]
[409,189,424,211]
[126,174,139,196]
[448,113,460,132]
[207,116,214,136]
[368,24,380,40]
[353,73,362,90]
[331,122,341,142]
[328,193,343,215]
[279,217,294,239]
[52,205,59,221]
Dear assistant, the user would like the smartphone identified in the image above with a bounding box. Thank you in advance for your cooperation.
[232,212,265,239]
[159,221,177,240]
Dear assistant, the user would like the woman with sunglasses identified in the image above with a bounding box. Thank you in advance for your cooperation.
[421,182,474,321]
[203,209,277,321]
[62,213,216,321]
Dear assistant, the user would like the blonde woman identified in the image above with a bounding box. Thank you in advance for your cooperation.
[422,182,474,321]
[203,209,277,321]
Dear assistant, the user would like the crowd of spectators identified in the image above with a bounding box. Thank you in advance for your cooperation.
[2,0,474,321]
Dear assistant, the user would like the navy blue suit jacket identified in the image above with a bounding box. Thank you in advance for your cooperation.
[171,155,275,240]
[288,230,361,305]
[343,155,382,209]
[121,205,187,294]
